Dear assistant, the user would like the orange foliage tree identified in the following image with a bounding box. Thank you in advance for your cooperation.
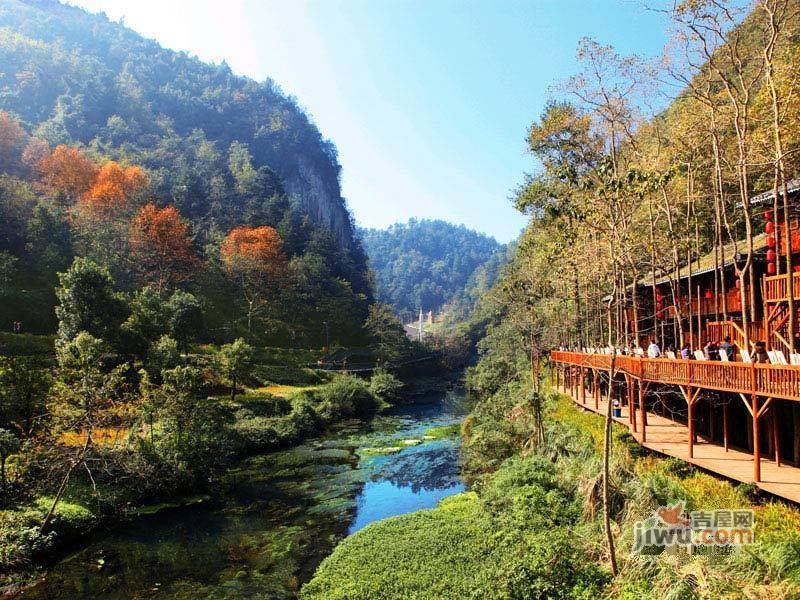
[129,204,200,294]
[220,226,288,332]
[37,145,98,201]
[0,110,26,167]
[81,161,149,213]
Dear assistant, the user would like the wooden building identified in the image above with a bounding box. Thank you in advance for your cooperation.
[552,181,800,503]
[623,179,800,353]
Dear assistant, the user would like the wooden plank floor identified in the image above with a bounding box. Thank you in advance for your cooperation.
[565,386,800,504]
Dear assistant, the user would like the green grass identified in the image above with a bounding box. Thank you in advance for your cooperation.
[302,493,494,599]
[0,332,55,356]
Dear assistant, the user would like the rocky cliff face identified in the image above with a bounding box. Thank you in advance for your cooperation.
[284,156,355,250]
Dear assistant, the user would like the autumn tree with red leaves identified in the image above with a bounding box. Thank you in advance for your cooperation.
[129,204,200,294]
[80,161,149,214]
[220,225,288,332]
[37,145,98,202]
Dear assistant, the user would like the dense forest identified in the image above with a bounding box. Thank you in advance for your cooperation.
[0,0,371,346]
[361,219,503,322]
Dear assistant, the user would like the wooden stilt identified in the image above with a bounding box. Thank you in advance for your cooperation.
[639,382,647,443]
[794,404,800,466]
[580,367,586,405]
[688,386,694,459]
[723,402,729,452]
[709,399,715,444]
[753,393,761,483]
[631,379,637,433]
[773,404,781,467]
[627,377,634,427]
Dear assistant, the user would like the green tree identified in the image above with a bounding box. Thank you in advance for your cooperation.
[166,290,204,351]
[145,335,180,381]
[0,428,20,493]
[216,338,254,401]
[155,365,230,474]
[0,357,52,435]
[364,303,411,364]
[42,332,130,533]
[55,257,128,348]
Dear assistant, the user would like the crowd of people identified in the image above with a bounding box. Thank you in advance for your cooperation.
[640,336,773,363]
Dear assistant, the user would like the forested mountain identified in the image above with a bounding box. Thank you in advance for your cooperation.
[361,219,503,321]
[0,0,371,344]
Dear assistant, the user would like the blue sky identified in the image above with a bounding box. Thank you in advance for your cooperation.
[68,0,671,243]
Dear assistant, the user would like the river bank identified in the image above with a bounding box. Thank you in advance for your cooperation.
[8,387,469,599]
[302,371,800,599]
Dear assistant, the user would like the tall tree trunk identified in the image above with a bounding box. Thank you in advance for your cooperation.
[603,353,618,576]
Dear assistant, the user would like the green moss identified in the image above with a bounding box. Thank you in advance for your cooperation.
[423,424,461,439]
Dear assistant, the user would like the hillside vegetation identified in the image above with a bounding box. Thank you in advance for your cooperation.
[0,0,371,345]
[361,219,503,322]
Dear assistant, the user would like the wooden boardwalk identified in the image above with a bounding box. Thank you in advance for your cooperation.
[565,384,800,504]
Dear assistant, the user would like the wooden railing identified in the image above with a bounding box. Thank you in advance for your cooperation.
[764,272,800,303]
[551,350,800,401]
[706,320,766,349]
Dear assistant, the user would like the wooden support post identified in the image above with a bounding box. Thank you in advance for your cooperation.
[723,402,729,452]
[580,367,586,405]
[688,386,694,459]
[639,382,647,443]
[773,404,781,467]
[627,377,634,427]
[794,404,800,467]
[573,368,579,401]
[709,399,715,444]
[753,393,761,483]
[631,379,637,433]
[595,371,599,410]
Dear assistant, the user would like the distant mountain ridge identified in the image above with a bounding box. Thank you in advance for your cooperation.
[361,219,504,321]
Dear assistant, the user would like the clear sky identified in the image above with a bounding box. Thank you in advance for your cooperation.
[67,0,671,243]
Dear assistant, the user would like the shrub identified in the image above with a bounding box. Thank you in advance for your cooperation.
[316,375,380,422]
[368,369,403,403]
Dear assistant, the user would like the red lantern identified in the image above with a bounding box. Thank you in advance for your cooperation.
[655,289,662,300]
[657,310,664,319]
[768,262,777,275]
[767,249,777,262]
[766,221,775,234]
[704,289,713,300]
[767,236,777,248]
[794,265,800,273]
[735,278,742,289]
[765,210,773,221]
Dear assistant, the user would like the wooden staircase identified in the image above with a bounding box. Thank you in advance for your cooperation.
[705,320,764,351]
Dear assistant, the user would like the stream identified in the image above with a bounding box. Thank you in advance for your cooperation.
[21,388,469,599]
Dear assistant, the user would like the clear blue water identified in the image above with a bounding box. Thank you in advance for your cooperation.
[21,389,469,599]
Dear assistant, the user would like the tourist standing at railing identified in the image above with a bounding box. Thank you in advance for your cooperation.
[720,336,734,361]
[704,340,719,361]
[647,339,661,358]
[680,343,692,360]
[754,341,770,364]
